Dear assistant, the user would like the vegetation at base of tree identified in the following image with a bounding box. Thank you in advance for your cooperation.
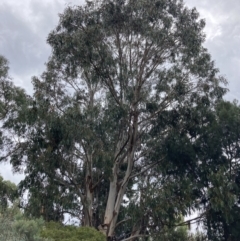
[0,203,50,241]
[40,222,105,241]
[0,0,240,240]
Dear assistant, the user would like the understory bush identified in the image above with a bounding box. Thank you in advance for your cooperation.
[40,221,105,241]
[0,205,50,241]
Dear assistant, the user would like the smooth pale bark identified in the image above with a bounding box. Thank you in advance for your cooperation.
[84,177,93,226]
[83,87,95,226]
[103,165,118,231]
[104,112,139,238]
[82,148,93,226]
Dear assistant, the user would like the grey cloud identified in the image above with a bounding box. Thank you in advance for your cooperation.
[185,0,240,101]
[0,0,86,93]
[0,3,51,92]
[0,162,24,185]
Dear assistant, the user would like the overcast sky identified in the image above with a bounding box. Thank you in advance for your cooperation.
[0,0,240,184]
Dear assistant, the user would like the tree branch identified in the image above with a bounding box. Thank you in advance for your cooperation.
[115,217,132,228]
[129,156,166,179]
[122,234,149,241]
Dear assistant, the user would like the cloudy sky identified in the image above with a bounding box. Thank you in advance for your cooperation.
[0,0,240,184]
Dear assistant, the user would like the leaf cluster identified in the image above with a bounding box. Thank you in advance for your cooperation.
[40,222,105,241]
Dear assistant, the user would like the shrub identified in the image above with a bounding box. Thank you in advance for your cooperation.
[0,204,50,241]
[40,222,105,241]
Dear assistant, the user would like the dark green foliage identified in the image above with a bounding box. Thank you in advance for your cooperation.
[40,222,105,241]
[0,175,18,209]
[200,101,240,241]
[0,55,33,171]
[0,55,31,124]
[155,223,188,241]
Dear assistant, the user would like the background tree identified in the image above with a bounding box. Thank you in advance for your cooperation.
[0,175,18,209]
[199,101,240,241]
[0,54,32,170]
[0,177,49,241]
[0,55,11,121]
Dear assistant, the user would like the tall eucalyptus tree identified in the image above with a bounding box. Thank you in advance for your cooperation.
[0,0,228,240]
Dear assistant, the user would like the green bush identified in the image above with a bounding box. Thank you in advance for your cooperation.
[0,212,26,241]
[0,204,50,241]
[40,222,105,241]
[13,215,47,241]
